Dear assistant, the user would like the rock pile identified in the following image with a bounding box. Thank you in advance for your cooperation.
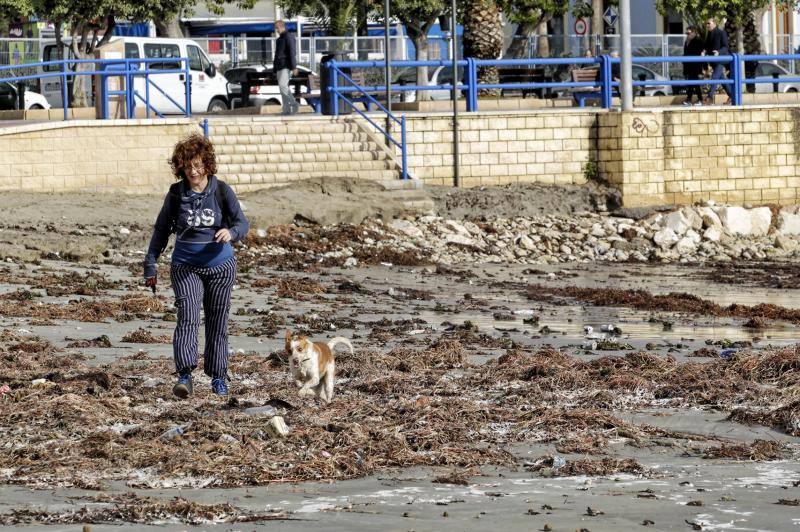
[250,203,800,267]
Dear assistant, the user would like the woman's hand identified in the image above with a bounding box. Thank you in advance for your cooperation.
[145,276,157,294]
[214,228,232,243]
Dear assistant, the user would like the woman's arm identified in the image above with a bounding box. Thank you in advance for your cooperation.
[143,194,174,278]
[223,186,250,242]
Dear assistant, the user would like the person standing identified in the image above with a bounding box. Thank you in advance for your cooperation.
[703,18,732,105]
[682,26,705,105]
[274,20,299,115]
[144,134,249,399]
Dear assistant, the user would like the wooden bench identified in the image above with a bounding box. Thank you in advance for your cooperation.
[497,67,550,98]
[570,68,602,107]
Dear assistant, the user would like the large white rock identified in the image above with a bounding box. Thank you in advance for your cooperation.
[675,236,696,255]
[390,219,423,238]
[444,220,471,237]
[664,211,690,236]
[703,226,723,242]
[517,234,537,251]
[777,211,800,235]
[445,233,483,249]
[750,207,772,237]
[681,208,704,231]
[697,207,722,228]
[775,234,798,251]
[718,206,751,235]
[685,229,701,244]
[653,228,679,249]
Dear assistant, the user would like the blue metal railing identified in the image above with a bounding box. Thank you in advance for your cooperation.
[325,53,800,114]
[0,57,192,120]
[328,59,408,179]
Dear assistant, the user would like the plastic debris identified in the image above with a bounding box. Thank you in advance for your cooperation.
[243,405,278,417]
[552,456,566,468]
[159,426,186,441]
[266,416,290,438]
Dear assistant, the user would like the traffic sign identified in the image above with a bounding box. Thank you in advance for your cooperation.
[603,6,618,27]
[574,18,588,35]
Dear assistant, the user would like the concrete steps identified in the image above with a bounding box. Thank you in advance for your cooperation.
[209,117,406,185]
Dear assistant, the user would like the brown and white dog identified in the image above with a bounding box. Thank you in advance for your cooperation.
[284,330,353,404]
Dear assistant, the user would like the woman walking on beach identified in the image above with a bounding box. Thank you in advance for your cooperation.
[143,134,249,398]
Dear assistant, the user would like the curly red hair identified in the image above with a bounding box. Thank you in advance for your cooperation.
[170,133,217,180]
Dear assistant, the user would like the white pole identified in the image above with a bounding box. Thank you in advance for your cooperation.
[619,0,633,110]
[297,18,302,65]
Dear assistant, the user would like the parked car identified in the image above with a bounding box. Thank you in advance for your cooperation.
[225,64,314,108]
[40,37,230,114]
[392,65,463,103]
[748,61,800,93]
[629,64,673,96]
[0,82,51,111]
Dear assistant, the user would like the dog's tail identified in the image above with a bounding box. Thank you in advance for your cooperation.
[327,337,354,355]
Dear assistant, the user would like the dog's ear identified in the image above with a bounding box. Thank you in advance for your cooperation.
[284,329,292,351]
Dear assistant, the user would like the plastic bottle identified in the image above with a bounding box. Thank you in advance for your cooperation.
[243,405,278,417]
[552,456,566,469]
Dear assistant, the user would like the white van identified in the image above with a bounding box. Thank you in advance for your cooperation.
[39,36,230,114]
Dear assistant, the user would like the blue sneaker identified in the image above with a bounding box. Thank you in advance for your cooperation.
[173,372,193,399]
[211,377,228,397]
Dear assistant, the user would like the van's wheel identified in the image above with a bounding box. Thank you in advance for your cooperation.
[207,98,228,113]
[653,92,665,97]
[787,88,798,93]
[29,104,44,110]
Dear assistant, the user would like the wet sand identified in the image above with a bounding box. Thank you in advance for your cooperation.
[1,258,799,530]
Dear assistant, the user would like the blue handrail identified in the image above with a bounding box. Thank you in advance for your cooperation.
[0,57,192,120]
[325,53,800,112]
[328,59,408,180]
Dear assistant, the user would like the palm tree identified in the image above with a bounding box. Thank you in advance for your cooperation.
[463,0,504,95]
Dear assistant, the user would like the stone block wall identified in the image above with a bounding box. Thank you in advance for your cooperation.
[2,109,800,208]
[0,119,197,193]
[599,108,800,207]
[404,111,599,187]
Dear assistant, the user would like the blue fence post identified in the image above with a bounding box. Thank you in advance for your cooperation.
[731,53,743,106]
[401,114,408,180]
[201,118,209,138]
[60,60,68,121]
[330,60,339,116]
[466,58,478,111]
[144,62,151,118]
[600,55,612,109]
[184,58,192,117]
[126,62,135,119]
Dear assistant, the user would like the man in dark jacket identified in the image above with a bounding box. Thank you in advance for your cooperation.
[682,26,705,105]
[273,20,299,115]
[703,18,731,104]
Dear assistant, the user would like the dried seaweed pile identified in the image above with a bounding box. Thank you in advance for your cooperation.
[2,333,798,491]
[240,224,430,270]
[528,285,800,324]
[1,492,289,525]
[0,293,165,323]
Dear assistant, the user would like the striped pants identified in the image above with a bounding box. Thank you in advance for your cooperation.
[170,257,236,378]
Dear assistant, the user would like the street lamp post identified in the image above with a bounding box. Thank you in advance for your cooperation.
[451,0,460,187]
[619,0,633,110]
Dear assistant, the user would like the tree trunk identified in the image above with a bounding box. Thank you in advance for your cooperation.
[592,0,603,52]
[155,17,185,38]
[505,21,537,59]
[68,16,115,108]
[463,0,503,96]
[536,20,550,58]
[412,34,431,101]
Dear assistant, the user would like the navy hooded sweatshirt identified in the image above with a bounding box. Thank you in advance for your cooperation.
[143,175,249,278]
